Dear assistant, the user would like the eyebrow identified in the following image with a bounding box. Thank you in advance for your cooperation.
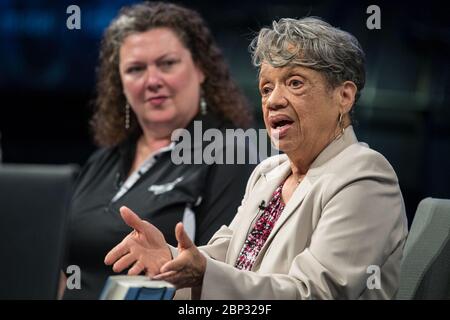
[259,66,309,85]
[155,53,180,62]
[284,65,309,78]
[121,52,180,67]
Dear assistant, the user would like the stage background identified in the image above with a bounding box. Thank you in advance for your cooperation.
[1,0,449,225]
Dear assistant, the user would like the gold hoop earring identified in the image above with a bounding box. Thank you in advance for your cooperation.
[338,112,344,136]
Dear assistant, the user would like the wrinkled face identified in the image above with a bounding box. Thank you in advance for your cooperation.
[119,28,205,138]
[259,63,341,159]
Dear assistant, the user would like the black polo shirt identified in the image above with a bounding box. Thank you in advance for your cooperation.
[62,112,256,299]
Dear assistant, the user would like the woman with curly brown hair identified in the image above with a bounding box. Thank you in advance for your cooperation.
[61,2,256,299]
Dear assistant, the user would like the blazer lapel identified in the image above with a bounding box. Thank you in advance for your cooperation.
[226,159,291,264]
[251,176,312,269]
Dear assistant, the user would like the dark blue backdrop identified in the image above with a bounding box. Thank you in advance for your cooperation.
[1,0,449,224]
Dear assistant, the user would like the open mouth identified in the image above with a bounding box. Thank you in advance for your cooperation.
[272,119,294,129]
[268,115,294,140]
[269,115,294,129]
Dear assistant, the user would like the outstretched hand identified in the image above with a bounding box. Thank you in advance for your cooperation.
[104,206,172,277]
[153,222,206,289]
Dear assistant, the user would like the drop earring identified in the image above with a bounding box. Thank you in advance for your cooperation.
[200,97,207,115]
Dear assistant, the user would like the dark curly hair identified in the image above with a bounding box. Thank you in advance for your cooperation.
[91,1,254,147]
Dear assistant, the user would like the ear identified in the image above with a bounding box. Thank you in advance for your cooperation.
[338,81,357,114]
[195,65,206,85]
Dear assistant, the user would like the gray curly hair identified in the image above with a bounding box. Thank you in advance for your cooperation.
[250,17,365,103]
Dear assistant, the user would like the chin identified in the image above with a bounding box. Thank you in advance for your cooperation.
[273,138,299,154]
[149,116,175,123]
[145,110,177,122]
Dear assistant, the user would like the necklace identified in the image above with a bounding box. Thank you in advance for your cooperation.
[289,172,303,185]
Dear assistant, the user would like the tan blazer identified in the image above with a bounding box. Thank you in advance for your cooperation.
[174,126,408,299]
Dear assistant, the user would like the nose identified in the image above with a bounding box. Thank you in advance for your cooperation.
[144,66,163,92]
[266,85,288,111]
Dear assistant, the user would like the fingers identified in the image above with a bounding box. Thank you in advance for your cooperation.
[153,271,186,289]
[160,255,186,273]
[153,270,181,289]
[120,206,145,233]
[128,260,146,276]
[104,239,130,266]
[152,270,177,280]
[175,222,193,250]
[161,223,196,273]
[112,253,136,273]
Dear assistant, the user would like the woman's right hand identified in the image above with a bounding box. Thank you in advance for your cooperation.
[104,206,172,277]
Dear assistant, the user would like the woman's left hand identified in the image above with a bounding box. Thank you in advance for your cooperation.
[153,222,206,289]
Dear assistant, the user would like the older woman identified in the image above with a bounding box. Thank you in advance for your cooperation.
[61,2,256,299]
[104,17,408,299]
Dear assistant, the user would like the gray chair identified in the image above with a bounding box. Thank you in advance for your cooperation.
[396,197,450,299]
[0,164,79,299]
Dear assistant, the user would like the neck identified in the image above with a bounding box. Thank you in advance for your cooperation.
[287,123,349,177]
[287,137,330,177]
[288,153,314,178]
[138,132,171,156]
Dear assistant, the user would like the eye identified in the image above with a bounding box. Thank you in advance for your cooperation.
[260,86,272,96]
[126,66,144,74]
[158,59,179,70]
[289,79,303,88]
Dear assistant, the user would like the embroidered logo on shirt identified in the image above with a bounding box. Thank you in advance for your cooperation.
[148,176,184,195]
